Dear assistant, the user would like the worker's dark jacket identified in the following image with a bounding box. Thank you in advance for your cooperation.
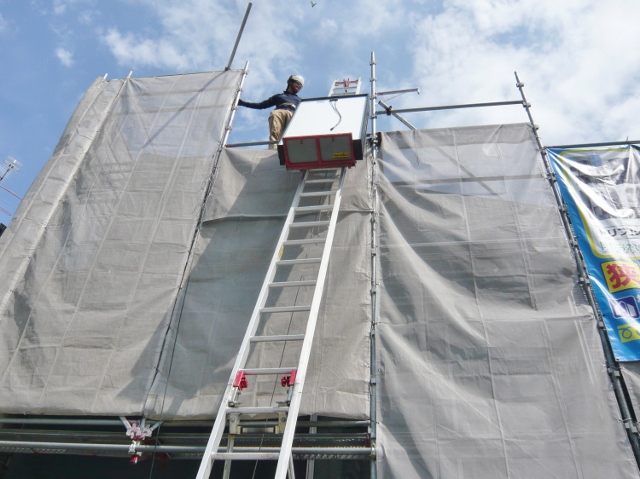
[238,91,301,112]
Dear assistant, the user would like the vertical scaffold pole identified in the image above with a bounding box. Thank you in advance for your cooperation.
[514,71,640,467]
[225,3,252,71]
[369,51,379,479]
[199,61,249,225]
[222,61,250,148]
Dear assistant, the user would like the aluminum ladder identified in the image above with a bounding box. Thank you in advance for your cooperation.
[328,77,361,97]
[196,166,347,479]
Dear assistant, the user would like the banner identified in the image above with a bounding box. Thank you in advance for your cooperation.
[548,146,640,361]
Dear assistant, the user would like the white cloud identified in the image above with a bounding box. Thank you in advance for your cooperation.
[0,13,8,33]
[99,0,413,98]
[403,0,640,144]
[78,9,98,25]
[100,1,305,98]
[53,0,92,15]
[340,0,408,35]
[55,47,74,67]
[316,18,338,38]
[103,29,190,71]
[53,0,71,15]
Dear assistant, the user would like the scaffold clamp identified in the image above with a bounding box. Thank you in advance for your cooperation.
[233,371,249,391]
[281,369,297,388]
[121,417,153,441]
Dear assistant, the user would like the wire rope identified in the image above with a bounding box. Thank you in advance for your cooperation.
[329,100,342,131]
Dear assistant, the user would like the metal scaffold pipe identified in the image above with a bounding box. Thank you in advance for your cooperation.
[379,99,416,130]
[545,140,640,149]
[514,71,640,468]
[0,441,373,458]
[375,99,523,116]
[369,50,378,479]
[370,52,377,146]
[225,3,252,71]
[377,88,420,96]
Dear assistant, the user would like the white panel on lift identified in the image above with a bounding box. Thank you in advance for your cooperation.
[281,95,368,140]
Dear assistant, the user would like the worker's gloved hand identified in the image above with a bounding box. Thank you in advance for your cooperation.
[238,99,247,106]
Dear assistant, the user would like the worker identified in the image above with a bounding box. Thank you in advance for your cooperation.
[237,74,304,148]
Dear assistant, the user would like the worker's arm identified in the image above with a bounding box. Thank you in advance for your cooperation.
[238,95,277,110]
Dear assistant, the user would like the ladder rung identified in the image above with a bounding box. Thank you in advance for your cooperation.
[299,191,337,197]
[269,280,316,288]
[261,305,311,313]
[306,168,341,173]
[250,334,305,342]
[212,452,281,461]
[304,178,337,184]
[289,221,330,229]
[283,238,326,246]
[294,205,333,213]
[227,406,289,415]
[276,258,321,266]
[241,367,296,375]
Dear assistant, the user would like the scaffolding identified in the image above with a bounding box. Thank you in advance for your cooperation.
[1,6,640,478]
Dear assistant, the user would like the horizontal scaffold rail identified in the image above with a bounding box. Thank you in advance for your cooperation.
[225,140,276,148]
[0,417,369,428]
[0,440,374,459]
[544,140,640,149]
[376,99,524,116]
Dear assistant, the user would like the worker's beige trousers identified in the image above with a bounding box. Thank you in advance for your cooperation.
[268,109,293,149]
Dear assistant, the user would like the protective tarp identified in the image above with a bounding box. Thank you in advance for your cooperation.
[621,362,640,423]
[144,148,371,419]
[0,68,371,418]
[0,71,241,415]
[375,125,640,478]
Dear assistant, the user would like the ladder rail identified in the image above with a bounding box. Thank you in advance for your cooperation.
[328,77,362,96]
[196,167,347,479]
[195,171,307,479]
[273,167,347,478]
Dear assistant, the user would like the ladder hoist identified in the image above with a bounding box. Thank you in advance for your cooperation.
[196,78,367,479]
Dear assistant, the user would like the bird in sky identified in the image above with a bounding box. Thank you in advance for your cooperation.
[310,1,317,6]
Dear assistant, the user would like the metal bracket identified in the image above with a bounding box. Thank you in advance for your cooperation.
[234,371,249,391]
[280,369,297,388]
[229,413,240,435]
[608,367,621,377]
[578,275,591,286]
[622,418,639,433]
[128,441,142,463]
[277,411,288,435]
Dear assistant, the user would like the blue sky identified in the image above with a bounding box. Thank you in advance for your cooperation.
[0,0,639,221]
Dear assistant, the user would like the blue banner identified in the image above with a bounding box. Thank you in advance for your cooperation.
[548,146,640,361]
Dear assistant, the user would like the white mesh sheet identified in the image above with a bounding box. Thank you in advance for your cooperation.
[0,71,241,415]
[144,149,371,419]
[375,125,639,479]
